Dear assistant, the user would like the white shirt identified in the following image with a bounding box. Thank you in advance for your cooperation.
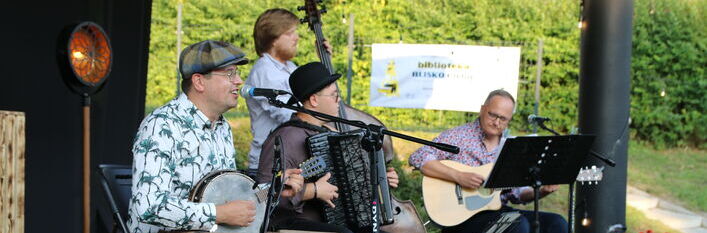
[244,53,297,170]
[128,93,236,233]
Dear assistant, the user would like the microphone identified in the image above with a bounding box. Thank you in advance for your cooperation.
[239,85,289,98]
[528,114,551,124]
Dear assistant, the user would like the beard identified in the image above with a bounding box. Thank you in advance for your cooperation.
[274,44,297,61]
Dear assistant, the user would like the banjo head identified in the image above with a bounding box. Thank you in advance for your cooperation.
[192,170,267,233]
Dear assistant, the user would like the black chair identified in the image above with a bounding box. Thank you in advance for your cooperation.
[97,164,132,233]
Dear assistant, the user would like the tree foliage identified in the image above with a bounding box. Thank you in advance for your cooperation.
[631,0,706,148]
[146,0,705,148]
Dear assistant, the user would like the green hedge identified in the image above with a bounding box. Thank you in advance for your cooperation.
[630,0,706,148]
[147,0,705,148]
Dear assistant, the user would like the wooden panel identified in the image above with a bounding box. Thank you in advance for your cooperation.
[0,111,25,233]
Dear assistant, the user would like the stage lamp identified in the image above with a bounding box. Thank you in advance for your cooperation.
[66,22,112,88]
[57,21,112,233]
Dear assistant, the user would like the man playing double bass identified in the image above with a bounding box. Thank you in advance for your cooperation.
[244,8,333,179]
[409,89,568,233]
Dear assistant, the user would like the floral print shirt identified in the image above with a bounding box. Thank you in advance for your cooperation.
[409,118,530,204]
[128,93,236,233]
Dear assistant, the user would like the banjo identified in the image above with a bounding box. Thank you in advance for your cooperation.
[182,156,327,233]
[187,170,269,233]
[183,157,326,233]
[184,137,289,233]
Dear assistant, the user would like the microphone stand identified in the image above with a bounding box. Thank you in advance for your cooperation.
[260,136,284,233]
[536,120,560,137]
[534,121,614,233]
[534,121,560,233]
[265,97,460,154]
[264,96,459,233]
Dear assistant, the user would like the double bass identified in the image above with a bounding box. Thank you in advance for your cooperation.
[299,1,426,233]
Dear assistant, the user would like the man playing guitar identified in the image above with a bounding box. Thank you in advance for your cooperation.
[409,89,567,233]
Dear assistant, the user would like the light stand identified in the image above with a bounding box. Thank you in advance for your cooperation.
[57,22,112,233]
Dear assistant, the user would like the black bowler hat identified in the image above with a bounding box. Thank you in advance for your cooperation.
[287,62,342,105]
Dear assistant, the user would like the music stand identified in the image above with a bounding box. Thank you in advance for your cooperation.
[484,135,595,233]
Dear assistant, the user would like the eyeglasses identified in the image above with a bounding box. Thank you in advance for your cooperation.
[487,111,511,124]
[316,92,340,102]
[209,68,241,82]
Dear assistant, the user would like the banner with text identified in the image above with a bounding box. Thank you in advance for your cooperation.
[370,43,520,112]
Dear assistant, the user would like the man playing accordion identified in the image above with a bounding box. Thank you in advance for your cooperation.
[256,62,399,233]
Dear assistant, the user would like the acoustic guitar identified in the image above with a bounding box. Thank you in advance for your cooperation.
[422,160,604,227]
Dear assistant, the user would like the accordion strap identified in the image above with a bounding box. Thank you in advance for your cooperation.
[270,118,330,136]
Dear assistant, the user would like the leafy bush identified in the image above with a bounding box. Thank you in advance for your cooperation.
[630,0,706,148]
[148,0,705,148]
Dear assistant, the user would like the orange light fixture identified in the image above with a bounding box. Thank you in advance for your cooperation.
[57,21,113,233]
[66,22,112,87]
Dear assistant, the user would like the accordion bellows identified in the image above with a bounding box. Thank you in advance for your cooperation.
[306,130,373,230]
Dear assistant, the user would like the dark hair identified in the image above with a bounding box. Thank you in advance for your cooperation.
[253,8,299,56]
[484,89,516,105]
[181,74,195,93]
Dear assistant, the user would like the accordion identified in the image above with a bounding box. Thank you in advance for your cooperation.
[304,129,374,230]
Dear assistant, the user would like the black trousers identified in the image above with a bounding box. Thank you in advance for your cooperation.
[274,217,391,233]
[442,206,568,233]
[274,217,353,233]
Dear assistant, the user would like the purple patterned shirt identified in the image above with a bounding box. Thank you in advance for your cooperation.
[409,118,530,204]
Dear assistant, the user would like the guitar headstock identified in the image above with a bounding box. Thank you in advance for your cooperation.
[576,165,604,185]
[300,155,329,179]
[299,0,327,30]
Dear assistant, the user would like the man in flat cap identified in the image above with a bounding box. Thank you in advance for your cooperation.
[128,40,304,233]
